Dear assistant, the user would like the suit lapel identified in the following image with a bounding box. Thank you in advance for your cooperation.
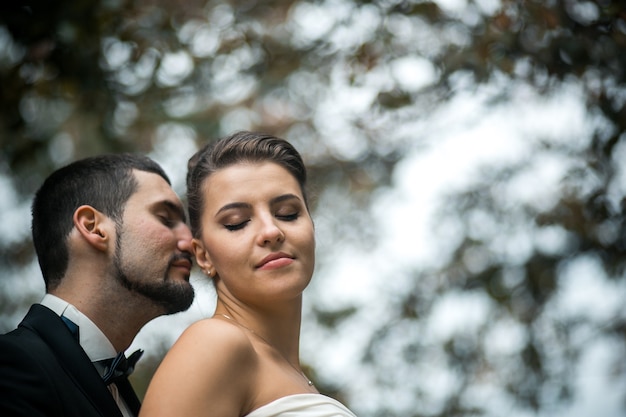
[116,376,141,415]
[20,305,126,417]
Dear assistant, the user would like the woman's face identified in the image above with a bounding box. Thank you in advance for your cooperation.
[193,161,315,307]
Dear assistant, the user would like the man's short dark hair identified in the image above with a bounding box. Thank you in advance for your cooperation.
[32,154,170,291]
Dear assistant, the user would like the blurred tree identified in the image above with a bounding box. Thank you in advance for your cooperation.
[1,0,625,416]
[353,1,626,416]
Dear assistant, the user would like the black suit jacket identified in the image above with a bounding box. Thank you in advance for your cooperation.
[0,304,136,417]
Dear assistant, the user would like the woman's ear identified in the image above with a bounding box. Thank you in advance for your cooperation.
[192,238,214,276]
[73,205,111,252]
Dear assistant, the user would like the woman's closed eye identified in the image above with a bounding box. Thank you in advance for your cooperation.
[223,212,298,231]
[276,212,299,221]
[224,219,250,231]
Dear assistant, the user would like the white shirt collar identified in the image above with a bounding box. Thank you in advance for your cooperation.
[40,294,117,362]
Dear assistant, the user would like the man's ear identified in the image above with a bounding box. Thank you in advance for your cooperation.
[73,205,111,252]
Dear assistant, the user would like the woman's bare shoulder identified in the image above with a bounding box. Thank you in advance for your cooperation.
[180,317,249,341]
[140,318,258,417]
[168,317,257,368]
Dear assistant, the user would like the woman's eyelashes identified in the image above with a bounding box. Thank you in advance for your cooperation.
[222,211,300,231]
[276,212,299,221]
[224,220,250,231]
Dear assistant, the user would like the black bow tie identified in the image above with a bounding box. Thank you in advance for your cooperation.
[100,349,144,385]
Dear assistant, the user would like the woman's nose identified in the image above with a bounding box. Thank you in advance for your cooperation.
[256,218,285,245]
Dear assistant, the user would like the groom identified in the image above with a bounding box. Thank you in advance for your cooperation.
[0,154,195,417]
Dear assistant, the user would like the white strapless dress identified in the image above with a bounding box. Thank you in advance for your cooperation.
[245,394,357,417]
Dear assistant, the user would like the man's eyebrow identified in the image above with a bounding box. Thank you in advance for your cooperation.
[159,200,187,223]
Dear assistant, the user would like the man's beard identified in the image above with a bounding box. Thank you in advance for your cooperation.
[113,236,195,314]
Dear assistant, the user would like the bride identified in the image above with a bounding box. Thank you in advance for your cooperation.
[140,131,357,417]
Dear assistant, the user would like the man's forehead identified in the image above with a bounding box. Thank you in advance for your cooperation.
[131,170,182,205]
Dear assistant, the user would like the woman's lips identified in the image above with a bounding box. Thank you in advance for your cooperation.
[256,252,294,270]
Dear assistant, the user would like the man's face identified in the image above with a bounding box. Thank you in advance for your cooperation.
[113,170,194,314]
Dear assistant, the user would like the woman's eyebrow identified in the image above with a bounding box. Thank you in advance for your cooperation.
[215,202,252,216]
[270,194,301,205]
[214,194,301,216]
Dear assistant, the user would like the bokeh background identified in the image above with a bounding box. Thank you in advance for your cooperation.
[1,1,626,416]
